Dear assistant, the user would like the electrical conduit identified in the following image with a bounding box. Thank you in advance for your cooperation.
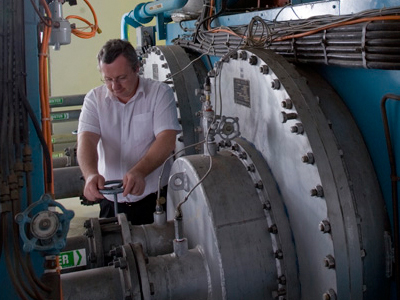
[121,0,189,39]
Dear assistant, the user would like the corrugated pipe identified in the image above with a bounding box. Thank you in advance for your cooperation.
[121,0,189,39]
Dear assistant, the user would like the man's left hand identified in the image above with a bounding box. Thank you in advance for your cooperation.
[123,169,146,196]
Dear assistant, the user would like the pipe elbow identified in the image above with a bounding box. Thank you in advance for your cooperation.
[120,11,142,40]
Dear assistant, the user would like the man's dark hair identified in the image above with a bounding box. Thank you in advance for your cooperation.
[97,39,139,71]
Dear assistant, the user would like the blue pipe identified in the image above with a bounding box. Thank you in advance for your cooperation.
[121,0,189,39]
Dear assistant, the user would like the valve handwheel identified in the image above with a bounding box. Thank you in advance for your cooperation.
[99,180,124,216]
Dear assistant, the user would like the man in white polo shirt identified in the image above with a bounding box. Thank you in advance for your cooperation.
[77,39,181,225]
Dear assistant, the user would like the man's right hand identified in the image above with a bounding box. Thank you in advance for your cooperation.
[83,174,106,201]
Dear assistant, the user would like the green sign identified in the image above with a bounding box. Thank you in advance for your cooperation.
[50,98,64,105]
[51,112,69,121]
[59,249,86,269]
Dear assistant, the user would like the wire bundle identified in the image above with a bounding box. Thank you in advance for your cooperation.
[1,0,54,299]
[175,6,400,69]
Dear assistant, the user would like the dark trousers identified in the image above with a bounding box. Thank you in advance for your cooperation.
[99,186,167,225]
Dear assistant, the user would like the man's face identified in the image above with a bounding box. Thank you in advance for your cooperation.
[100,54,139,103]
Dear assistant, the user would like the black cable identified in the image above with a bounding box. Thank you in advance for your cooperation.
[380,94,400,294]
[21,90,53,187]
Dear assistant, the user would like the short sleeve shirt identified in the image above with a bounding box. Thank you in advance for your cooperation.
[78,77,181,202]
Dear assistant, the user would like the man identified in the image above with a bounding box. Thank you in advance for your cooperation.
[77,39,181,225]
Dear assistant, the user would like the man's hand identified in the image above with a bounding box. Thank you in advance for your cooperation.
[123,169,146,196]
[83,173,106,201]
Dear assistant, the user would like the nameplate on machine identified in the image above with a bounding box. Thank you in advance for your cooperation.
[233,78,251,107]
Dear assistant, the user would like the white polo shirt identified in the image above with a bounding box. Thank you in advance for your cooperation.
[78,77,181,202]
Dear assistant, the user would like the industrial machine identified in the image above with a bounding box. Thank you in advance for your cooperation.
[1,0,400,299]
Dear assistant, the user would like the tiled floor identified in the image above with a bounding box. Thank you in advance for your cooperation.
[56,197,99,237]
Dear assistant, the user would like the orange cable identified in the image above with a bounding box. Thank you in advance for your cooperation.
[66,0,100,39]
[39,0,53,195]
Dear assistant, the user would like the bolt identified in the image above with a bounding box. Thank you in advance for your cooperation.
[268,224,278,234]
[247,164,256,172]
[239,51,247,60]
[278,275,287,285]
[124,291,133,300]
[177,135,184,142]
[161,63,168,69]
[159,55,165,60]
[271,79,280,90]
[155,49,161,55]
[301,152,315,164]
[319,220,331,233]
[280,112,298,123]
[230,51,238,59]
[114,257,128,269]
[290,123,304,135]
[254,181,263,189]
[249,55,258,65]
[272,288,286,298]
[260,64,269,74]
[310,185,324,198]
[324,255,335,269]
[110,246,124,258]
[281,99,293,109]
[322,289,337,300]
[360,249,367,258]
[85,228,94,238]
[274,249,283,259]
[88,252,97,263]
[150,283,155,295]
[238,152,247,160]
[263,202,271,210]
[231,144,240,152]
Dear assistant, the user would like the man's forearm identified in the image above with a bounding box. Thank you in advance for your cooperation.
[77,131,100,179]
[130,130,177,176]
